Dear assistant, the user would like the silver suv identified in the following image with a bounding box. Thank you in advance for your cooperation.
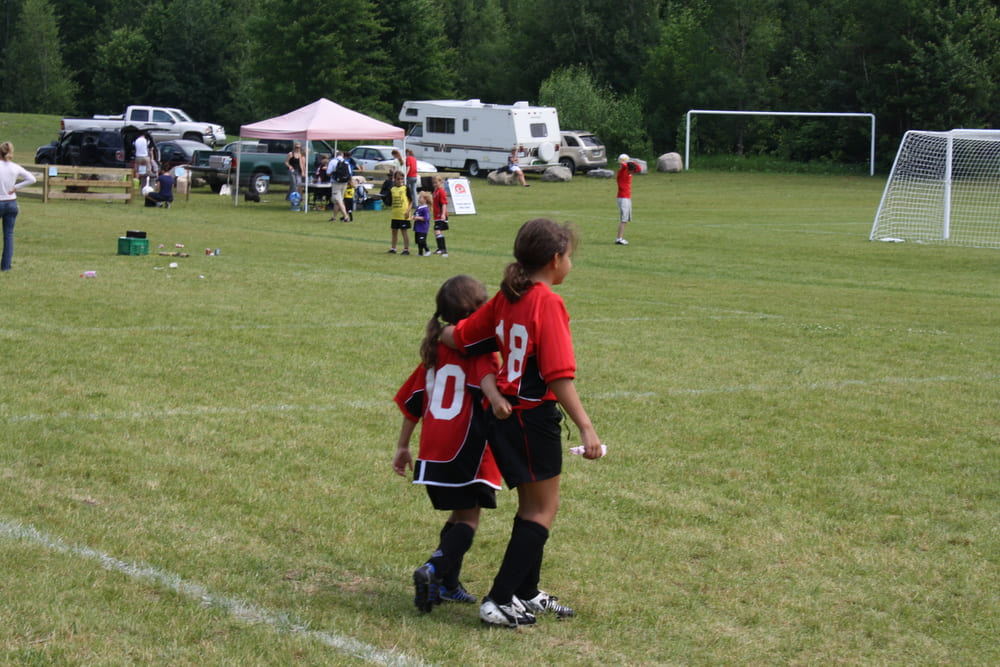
[559,130,607,174]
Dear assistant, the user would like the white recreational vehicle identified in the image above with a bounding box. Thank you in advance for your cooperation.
[398,99,561,177]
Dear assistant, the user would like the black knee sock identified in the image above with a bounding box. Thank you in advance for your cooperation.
[435,235,447,252]
[429,522,474,589]
[514,517,546,600]
[488,516,549,605]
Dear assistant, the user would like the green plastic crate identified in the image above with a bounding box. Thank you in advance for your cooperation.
[118,237,149,256]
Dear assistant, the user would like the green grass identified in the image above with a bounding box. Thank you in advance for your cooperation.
[1,113,999,664]
[0,113,63,158]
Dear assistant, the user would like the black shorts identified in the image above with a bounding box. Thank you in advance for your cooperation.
[391,218,411,230]
[488,401,563,488]
[425,483,498,511]
[434,219,449,231]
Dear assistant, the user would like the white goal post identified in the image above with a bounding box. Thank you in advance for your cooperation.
[870,129,1000,248]
[684,110,877,176]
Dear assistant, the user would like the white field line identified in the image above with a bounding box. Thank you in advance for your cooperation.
[0,519,428,667]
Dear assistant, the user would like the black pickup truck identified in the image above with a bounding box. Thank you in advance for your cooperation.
[188,138,336,194]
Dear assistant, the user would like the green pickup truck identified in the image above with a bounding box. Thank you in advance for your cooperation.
[189,139,336,194]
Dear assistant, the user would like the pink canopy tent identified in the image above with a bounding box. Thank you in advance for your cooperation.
[233,97,405,208]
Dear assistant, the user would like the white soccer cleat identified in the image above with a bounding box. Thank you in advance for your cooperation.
[480,597,536,627]
[519,591,575,618]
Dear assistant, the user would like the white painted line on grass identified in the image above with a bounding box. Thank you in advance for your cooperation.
[0,519,428,667]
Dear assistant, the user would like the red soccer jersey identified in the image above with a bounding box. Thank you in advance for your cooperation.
[432,186,448,221]
[406,154,418,178]
[453,283,575,408]
[617,162,638,198]
[395,344,502,488]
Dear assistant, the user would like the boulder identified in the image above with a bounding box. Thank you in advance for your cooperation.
[587,168,615,179]
[487,170,515,185]
[657,152,683,172]
[542,166,572,182]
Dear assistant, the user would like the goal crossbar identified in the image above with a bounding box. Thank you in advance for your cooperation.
[684,110,877,176]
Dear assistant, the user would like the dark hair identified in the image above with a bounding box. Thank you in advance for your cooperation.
[420,275,488,367]
[500,218,578,303]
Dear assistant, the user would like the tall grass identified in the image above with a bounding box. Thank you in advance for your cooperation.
[1,114,998,664]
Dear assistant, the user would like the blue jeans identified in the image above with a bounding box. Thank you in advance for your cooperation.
[0,199,18,271]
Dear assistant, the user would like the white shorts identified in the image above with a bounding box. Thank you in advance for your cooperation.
[617,197,632,222]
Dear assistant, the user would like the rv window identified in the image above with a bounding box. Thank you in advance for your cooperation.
[530,123,549,138]
[405,108,418,117]
[427,117,455,134]
[408,124,423,138]
[463,119,469,132]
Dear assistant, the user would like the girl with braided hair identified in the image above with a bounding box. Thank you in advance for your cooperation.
[393,275,512,613]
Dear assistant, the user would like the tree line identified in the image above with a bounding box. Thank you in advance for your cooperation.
[3,0,999,168]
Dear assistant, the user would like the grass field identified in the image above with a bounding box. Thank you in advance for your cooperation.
[1,118,999,665]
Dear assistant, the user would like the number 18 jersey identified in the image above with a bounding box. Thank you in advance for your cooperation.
[453,282,576,409]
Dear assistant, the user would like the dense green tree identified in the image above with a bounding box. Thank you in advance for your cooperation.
[248,0,389,120]
[440,0,515,102]
[374,0,456,114]
[504,0,662,101]
[53,0,114,114]
[4,0,75,113]
[539,65,650,157]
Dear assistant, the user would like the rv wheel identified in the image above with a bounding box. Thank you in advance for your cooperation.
[465,160,481,177]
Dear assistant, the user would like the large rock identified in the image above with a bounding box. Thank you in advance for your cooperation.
[657,152,683,172]
[487,170,515,185]
[587,168,615,179]
[542,166,572,182]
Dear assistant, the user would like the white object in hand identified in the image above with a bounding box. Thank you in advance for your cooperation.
[570,444,607,457]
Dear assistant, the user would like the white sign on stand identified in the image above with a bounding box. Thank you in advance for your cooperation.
[446,178,476,215]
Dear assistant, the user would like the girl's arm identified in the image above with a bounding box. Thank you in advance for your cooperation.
[480,373,512,419]
[392,417,417,476]
[440,324,457,350]
[549,378,603,459]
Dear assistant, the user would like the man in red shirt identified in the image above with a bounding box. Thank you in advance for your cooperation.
[615,153,641,245]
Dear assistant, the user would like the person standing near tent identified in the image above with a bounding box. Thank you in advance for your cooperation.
[326,151,351,222]
[286,142,306,200]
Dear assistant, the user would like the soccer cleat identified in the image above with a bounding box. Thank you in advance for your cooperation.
[422,250,431,257]
[440,252,448,258]
[413,563,441,613]
[615,238,629,245]
[520,591,575,618]
[401,249,411,255]
[440,584,477,604]
[479,597,536,627]
[386,248,397,254]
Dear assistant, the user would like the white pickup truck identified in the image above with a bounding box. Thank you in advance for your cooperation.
[61,105,226,147]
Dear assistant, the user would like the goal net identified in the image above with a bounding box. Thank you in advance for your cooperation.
[871,129,1000,248]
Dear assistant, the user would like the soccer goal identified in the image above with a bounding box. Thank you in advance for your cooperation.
[684,110,877,175]
[871,129,1000,248]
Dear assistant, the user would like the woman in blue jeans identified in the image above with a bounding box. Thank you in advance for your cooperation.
[0,142,36,271]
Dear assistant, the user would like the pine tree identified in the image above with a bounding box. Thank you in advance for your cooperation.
[4,0,76,113]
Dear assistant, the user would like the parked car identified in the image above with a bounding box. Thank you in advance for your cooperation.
[155,139,213,172]
[349,145,437,173]
[558,130,607,174]
[34,127,142,168]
